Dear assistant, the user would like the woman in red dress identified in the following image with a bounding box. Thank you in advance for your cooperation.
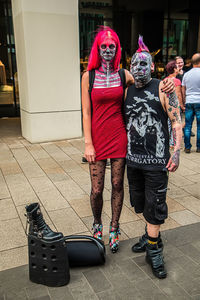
[81,27,133,252]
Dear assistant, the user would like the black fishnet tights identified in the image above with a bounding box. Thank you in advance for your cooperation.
[89,158,125,227]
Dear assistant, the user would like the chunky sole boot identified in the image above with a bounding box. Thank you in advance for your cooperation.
[132,233,163,253]
[26,203,63,241]
[93,223,103,240]
[146,246,167,279]
[109,224,120,253]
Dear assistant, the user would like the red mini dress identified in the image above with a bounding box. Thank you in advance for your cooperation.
[91,86,127,161]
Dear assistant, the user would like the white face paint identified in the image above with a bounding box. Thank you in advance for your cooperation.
[130,52,152,88]
[99,40,116,62]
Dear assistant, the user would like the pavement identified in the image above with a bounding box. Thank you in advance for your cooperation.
[0,118,200,299]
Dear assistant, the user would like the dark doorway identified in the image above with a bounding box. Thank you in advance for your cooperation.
[0,0,19,117]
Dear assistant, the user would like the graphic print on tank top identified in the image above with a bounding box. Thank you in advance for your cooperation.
[125,80,170,169]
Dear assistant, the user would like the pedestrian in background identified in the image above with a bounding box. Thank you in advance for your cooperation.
[165,60,184,148]
[175,56,185,82]
[182,53,200,153]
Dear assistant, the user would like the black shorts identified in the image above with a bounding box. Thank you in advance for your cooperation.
[127,166,169,225]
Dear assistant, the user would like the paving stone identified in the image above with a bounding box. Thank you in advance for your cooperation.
[152,277,191,298]
[5,289,28,300]
[0,171,10,199]
[175,195,200,216]
[169,210,200,225]
[182,183,200,200]
[177,243,200,264]
[37,189,70,211]
[160,216,180,231]
[48,207,88,235]
[120,220,146,238]
[0,219,27,252]
[69,195,92,217]
[116,257,148,282]
[83,268,111,293]
[163,223,200,246]
[29,177,55,193]
[103,201,140,224]
[26,285,49,299]
[0,161,22,176]
[55,180,86,200]
[0,198,18,221]
[135,278,168,299]
[68,273,98,300]
[48,286,73,300]
[0,246,28,272]
[166,196,185,213]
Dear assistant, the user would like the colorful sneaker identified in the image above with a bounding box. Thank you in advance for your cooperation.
[109,224,121,253]
[93,223,103,240]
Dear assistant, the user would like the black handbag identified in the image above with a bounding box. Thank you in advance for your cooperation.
[64,235,106,267]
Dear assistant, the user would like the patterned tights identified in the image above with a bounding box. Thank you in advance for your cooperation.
[89,158,125,228]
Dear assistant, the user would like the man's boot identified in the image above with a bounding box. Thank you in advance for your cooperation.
[132,228,163,253]
[146,244,167,279]
[25,203,63,241]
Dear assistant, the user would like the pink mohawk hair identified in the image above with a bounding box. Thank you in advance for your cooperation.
[87,26,121,71]
[136,35,149,53]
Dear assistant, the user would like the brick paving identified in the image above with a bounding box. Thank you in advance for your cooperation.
[0,118,200,299]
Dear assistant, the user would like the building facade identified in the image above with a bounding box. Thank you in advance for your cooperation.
[0,0,200,142]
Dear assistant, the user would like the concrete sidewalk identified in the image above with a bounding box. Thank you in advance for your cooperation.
[0,118,200,299]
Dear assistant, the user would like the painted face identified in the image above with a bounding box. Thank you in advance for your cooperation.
[130,52,152,87]
[99,38,116,62]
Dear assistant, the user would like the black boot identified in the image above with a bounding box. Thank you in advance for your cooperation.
[132,231,163,253]
[146,244,167,279]
[25,203,63,241]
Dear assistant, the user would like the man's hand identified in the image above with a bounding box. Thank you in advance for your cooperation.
[160,78,175,94]
[166,149,180,172]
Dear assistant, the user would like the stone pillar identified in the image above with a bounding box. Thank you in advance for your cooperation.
[11,0,82,143]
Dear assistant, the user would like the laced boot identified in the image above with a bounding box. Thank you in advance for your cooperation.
[109,223,120,253]
[93,223,103,240]
[25,203,63,241]
[146,244,167,279]
[132,227,163,253]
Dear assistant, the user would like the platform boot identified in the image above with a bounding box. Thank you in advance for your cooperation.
[25,203,70,287]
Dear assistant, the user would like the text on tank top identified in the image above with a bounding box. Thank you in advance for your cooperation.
[125,78,170,170]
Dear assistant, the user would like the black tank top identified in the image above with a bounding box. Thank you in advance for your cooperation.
[125,78,170,170]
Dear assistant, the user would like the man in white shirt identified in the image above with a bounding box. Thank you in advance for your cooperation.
[182,53,200,153]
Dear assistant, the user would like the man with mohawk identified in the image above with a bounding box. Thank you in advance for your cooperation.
[125,36,182,279]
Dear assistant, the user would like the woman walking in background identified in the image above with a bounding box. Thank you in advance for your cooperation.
[165,60,184,148]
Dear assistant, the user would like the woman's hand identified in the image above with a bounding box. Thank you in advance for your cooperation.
[84,143,96,163]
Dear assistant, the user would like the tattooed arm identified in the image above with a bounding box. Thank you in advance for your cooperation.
[160,89,182,172]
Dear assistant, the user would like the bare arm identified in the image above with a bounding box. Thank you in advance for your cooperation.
[160,87,182,172]
[181,85,186,111]
[175,85,184,111]
[81,71,96,163]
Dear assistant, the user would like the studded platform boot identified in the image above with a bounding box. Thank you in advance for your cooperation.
[26,203,70,287]
[25,203,63,241]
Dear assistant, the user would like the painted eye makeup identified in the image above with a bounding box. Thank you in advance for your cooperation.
[100,44,116,50]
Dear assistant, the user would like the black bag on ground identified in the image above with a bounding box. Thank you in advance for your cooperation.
[64,235,106,267]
